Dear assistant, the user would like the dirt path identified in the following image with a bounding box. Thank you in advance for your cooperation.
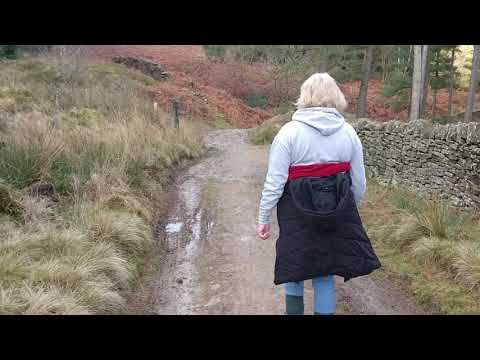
[151,129,426,315]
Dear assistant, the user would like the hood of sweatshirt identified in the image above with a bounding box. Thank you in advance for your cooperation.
[291,107,345,136]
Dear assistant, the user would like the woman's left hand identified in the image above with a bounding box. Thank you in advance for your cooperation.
[257,224,271,240]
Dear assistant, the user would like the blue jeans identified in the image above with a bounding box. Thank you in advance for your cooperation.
[284,275,336,315]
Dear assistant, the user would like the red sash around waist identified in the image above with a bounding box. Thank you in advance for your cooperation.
[288,162,351,181]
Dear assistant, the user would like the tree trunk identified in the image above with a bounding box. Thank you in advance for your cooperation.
[319,61,328,72]
[448,47,456,116]
[410,45,423,121]
[432,50,440,121]
[465,45,480,122]
[356,45,375,119]
[382,52,387,81]
[420,45,430,118]
[318,47,330,73]
[407,46,414,119]
[432,88,438,120]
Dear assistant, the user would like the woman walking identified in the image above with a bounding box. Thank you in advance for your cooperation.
[257,73,381,315]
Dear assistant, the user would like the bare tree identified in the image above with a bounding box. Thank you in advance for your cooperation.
[408,45,414,119]
[419,45,430,118]
[464,45,480,122]
[448,47,456,116]
[410,45,423,121]
[431,50,440,120]
[410,45,429,121]
[45,46,90,118]
[356,45,375,118]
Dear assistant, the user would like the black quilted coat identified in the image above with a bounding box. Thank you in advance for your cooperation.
[274,171,381,285]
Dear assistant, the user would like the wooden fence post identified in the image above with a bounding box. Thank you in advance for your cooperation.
[173,101,179,128]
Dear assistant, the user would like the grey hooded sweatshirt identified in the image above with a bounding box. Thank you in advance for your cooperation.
[258,107,367,225]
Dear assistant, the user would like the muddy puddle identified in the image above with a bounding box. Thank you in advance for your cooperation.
[153,130,244,314]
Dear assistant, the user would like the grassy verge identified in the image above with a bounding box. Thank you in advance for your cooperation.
[0,51,204,314]
[248,111,293,145]
[362,180,480,314]
[249,110,358,146]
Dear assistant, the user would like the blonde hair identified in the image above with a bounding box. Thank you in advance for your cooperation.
[295,73,347,111]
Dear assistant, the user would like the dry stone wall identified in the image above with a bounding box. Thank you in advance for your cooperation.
[350,118,480,208]
[112,56,169,81]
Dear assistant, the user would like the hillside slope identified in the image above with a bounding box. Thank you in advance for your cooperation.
[85,46,478,126]
[85,45,272,128]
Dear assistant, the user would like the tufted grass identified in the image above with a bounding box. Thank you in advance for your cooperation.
[249,111,293,145]
[0,50,205,314]
[362,179,480,314]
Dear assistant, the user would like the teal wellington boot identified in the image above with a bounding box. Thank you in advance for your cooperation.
[285,295,304,315]
[314,312,335,315]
